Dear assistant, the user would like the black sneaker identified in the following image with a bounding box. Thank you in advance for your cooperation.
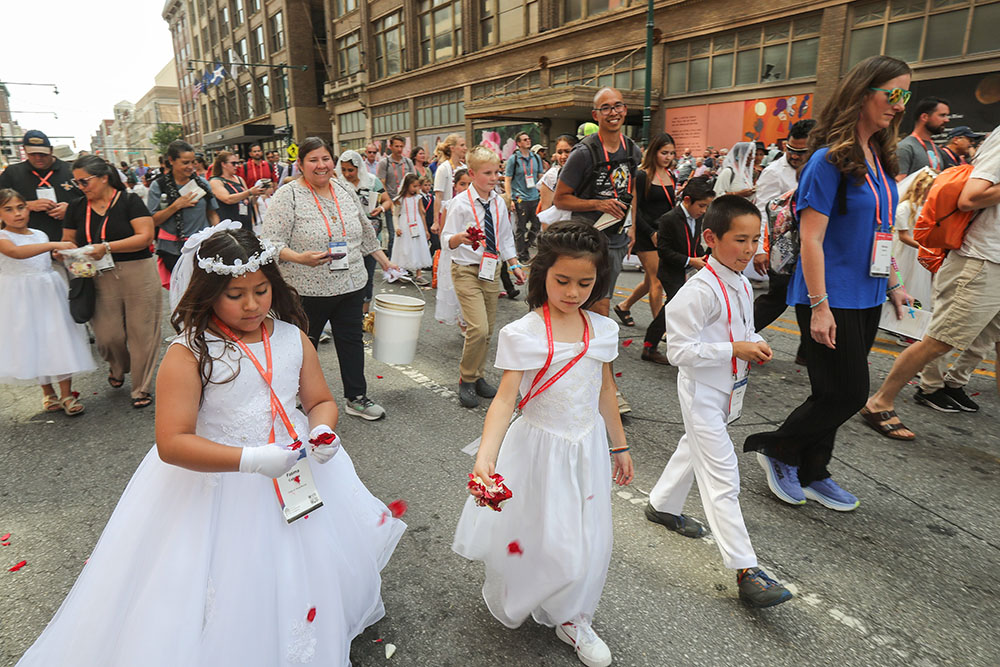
[643,503,707,538]
[942,385,980,412]
[737,567,793,608]
[914,388,961,413]
[459,381,480,408]
[475,378,497,398]
[506,288,520,300]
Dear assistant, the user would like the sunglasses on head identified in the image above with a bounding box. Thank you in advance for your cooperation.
[869,86,911,106]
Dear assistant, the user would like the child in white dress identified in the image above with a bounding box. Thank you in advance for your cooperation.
[391,174,432,283]
[0,189,94,415]
[453,220,634,667]
[434,168,470,326]
[893,167,935,308]
[16,224,405,667]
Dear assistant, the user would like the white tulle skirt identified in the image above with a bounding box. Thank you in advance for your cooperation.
[893,239,934,309]
[0,271,95,385]
[434,248,463,325]
[16,447,405,667]
[452,416,613,628]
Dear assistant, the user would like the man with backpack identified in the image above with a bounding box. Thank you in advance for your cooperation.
[863,125,1000,440]
[555,86,643,413]
[504,131,545,263]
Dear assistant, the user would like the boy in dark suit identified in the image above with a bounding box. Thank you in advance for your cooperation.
[642,177,715,363]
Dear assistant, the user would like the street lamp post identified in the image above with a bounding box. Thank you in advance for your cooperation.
[641,0,655,147]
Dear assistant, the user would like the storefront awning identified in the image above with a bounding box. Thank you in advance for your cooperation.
[465,86,653,122]
[203,123,276,149]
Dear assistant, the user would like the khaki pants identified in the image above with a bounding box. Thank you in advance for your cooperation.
[920,327,999,391]
[452,262,501,383]
[92,258,163,399]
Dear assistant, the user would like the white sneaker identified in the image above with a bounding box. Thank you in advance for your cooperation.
[615,390,631,415]
[556,617,612,667]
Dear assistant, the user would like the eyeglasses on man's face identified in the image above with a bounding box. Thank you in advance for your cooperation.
[594,101,627,116]
[785,146,809,155]
[869,87,911,106]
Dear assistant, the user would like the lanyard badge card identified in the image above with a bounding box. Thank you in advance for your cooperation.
[523,155,536,189]
[468,190,500,281]
[306,180,351,272]
[867,151,893,277]
[34,170,57,203]
[407,199,421,238]
[213,317,323,523]
[704,263,752,424]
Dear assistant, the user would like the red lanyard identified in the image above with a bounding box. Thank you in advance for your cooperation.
[864,148,893,232]
[211,317,300,447]
[655,169,675,207]
[519,153,535,179]
[422,194,433,214]
[518,303,591,410]
[85,191,121,245]
[466,188,501,233]
[941,146,962,165]
[703,262,752,379]
[405,196,418,230]
[680,204,697,257]
[305,180,347,239]
[33,170,54,188]
[600,134,632,197]
[910,134,942,170]
[390,159,404,186]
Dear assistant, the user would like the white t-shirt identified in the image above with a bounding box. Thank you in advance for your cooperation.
[433,160,467,204]
[958,127,1000,263]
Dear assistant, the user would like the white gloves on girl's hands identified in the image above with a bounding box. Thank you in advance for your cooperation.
[239,444,300,478]
[308,425,341,464]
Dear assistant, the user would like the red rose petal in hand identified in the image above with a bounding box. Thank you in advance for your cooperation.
[9,560,27,572]
[309,432,337,446]
[507,541,523,556]
[306,607,317,623]
[0,533,9,542]
[387,500,408,518]
[622,338,633,347]
[288,441,302,450]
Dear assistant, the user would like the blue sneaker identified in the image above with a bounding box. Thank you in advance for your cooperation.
[756,453,806,505]
[803,478,859,512]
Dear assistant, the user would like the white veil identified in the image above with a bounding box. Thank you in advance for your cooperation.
[168,219,244,313]
[720,142,756,190]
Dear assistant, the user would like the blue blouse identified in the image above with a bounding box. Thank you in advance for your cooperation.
[788,147,898,310]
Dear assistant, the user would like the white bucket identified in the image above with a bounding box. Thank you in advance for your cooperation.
[372,293,426,365]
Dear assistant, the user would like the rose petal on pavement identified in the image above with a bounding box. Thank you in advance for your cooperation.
[614,372,622,377]
[8,560,27,572]
[0,533,9,542]
[387,500,408,518]
[622,338,633,347]
[377,375,384,379]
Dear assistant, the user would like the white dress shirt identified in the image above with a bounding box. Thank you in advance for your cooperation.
[664,255,765,394]
[753,154,798,255]
[441,187,518,266]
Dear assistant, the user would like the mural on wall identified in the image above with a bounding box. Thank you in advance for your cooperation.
[477,124,541,159]
[742,94,812,145]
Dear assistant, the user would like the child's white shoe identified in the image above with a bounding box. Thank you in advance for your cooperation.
[556,617,612,667]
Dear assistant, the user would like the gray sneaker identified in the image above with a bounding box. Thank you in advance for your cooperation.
[459,381,480,408]
[345,395,385,420]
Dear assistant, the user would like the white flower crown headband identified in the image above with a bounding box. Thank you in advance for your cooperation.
[190,220,278,277]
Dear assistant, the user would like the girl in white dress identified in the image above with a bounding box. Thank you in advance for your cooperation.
[453,220,634,667]
[391,174,432,283]
[893,167,935,308]
[434,168,471,326]
[16,224,405,667]
[0,189,94,415]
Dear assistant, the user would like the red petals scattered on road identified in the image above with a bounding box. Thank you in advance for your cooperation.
[374,638,384,644]
[0,533,10,542]
[507,541,523,556]
[614,372,622,378]
[306,607,317,623]
[377,375,384,379]
[8,560,27,572]
[1,543,9,547]
[622,338,633,347]
[387,500,408,518]
[971,392,981,397]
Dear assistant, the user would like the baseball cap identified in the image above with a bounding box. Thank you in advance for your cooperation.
[531,144,545,154]
[22,130,53,154]
[947,126,983,140]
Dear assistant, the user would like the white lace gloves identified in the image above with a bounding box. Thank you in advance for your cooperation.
[308,425,341,464]
[239,444,300,478]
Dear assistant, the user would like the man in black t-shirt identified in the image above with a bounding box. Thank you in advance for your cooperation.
[0,130,83,241]
[555,86,642,414]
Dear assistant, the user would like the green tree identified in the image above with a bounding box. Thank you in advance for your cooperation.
[150,123,184,155]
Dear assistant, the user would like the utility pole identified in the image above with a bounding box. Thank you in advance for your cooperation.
[641,0,655,147]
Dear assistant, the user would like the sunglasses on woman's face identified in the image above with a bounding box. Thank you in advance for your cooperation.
[869,86,911,106]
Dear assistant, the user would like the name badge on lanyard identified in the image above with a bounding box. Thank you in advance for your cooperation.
[34,169,57,203]
[212,317,323,523]
[523,155,536,189]
[328,239,350,271]
[704,262,753,424]
[238,201,249,217]
[866,150,894,278]
[407,199,420,238]
[305,181,351,272]
[479,252,499,281]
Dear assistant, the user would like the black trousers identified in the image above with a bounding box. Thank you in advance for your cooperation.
[753,270,806,360]
[644,303,668,350]
[300,289,367,399]
[499,262,515,293]
[384,209,396,256]
[744,305,881,486]
[513,199,540,260]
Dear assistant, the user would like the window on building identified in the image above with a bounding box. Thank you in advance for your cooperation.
[271,11,285,51]
[256,75,271,114]
[235,38,248,69]
[563,0,629,23]
[337,31,362,77]
[248,0,260,14]
[339,110,366,134]
[416,89,464,129]
[226,87,238,124]
[202,25,210,54]
[481,0,539,45]
[278,71,290,109]
[232,0,244,26]
[336,0,359,16]
[373,12,405,79]
[550,49,645,90]
[847,0,1000,69]
[220,6,230,33]
[372,101,410,135]
[666,16,820,95]
[198,0,206,16]
[252,25,266,61]
[242,82,255,117]
[471,71,542,100]
[208,14,217,43]
[202,103,211,131]
[418,0,462,65]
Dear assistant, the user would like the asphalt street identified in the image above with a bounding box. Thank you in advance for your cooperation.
[2,267,999,667]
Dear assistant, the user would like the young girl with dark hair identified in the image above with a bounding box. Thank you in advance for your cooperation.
[454,220,633,667]
[15,224,405,667]
[391,173,432,284]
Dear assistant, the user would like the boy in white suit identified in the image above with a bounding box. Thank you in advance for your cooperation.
[644,195,793,608]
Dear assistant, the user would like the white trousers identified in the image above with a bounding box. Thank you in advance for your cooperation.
[648,375,757,570]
